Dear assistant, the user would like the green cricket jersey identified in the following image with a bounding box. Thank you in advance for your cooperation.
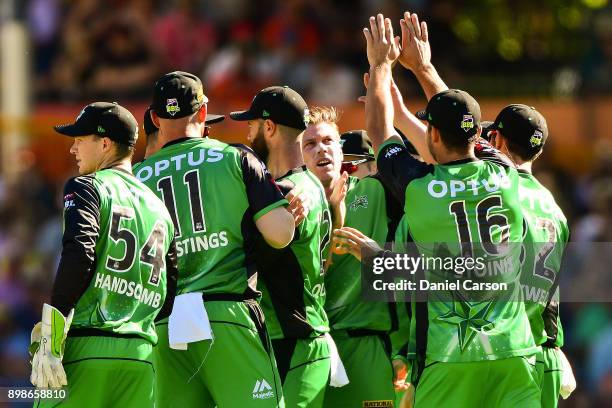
[518,171,569,348]
[325,175,402,332]
[133,137,287,297]
[52,168,177,344]
[378,138,538,363]
[255,166,331,339]
[475,139,569,348]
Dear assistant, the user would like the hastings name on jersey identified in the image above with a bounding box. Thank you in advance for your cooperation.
[175,231,229,257]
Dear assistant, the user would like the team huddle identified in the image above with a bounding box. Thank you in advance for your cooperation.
[28,11,577,408]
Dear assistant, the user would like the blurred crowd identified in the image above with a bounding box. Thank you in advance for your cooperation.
[0,0,612,406]
[14,0,612,102]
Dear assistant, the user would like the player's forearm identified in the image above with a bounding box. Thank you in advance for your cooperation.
[52,177,100,316]
[413,63,448,101]
[51,244,96,316]
[331,202,345,231]
[367,63,395,154]
[394,107,436,164]
[157,239,179,321]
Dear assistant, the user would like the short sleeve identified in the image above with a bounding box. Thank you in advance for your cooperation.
[234,144,288,221]
[376,138,434,204]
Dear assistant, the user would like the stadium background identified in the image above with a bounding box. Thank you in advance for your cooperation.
[0,0,610,406]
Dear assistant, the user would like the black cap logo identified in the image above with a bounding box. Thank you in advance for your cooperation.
[530,130,543,147]
[461,115,475,132]
[166,98,180,117]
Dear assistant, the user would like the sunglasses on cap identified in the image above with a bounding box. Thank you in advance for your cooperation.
[340,157,374,174]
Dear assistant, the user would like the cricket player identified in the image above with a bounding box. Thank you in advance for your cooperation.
[392,11,577,406]
[30,102,179,408]
[134,72,295,407]
[338,130,377,178]
[301,112,404,407]
[486,105,575,407]
[334,13,540,407]
[231,87,344,408]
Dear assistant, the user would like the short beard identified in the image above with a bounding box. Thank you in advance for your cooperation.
[251,128,269,164]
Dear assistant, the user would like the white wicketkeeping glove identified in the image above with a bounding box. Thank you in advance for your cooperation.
[30,304,74,389]
[558,348,577,399]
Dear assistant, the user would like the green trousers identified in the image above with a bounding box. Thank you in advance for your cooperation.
[414,356,541,408]
[154,300,284,408]
[323,332,394,408]
[35,335,155,408]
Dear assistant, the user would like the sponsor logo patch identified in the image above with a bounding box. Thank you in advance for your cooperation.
[384,146,402,158]
[363,401,394,407]
[64,192,75,209]
[252,379,274,400]
[461,114,474,132]
[530,130,543,147]
[166,98,180,116]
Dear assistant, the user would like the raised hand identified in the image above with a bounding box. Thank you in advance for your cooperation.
[399,11,431,73]
[364,14,401,68]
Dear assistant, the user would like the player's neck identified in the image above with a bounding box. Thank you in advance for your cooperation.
[157,123,203,147]
[267,143,304,179]
[516,161,533,173]
[324,174,339,199]
[99,157,132,173]
[437,150,476,164]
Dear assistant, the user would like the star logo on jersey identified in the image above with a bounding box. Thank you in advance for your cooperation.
[437,295,494,351]
[349,195,368,211]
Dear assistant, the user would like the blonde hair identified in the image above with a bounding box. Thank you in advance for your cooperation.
[307,106,341,133]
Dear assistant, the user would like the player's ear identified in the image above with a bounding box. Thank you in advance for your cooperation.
[197,104,207,123]
[263,119,276,138]
[491,130,503,150]
[430,126,441,143]
[102,137,113,151]
[151,110,161,128]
